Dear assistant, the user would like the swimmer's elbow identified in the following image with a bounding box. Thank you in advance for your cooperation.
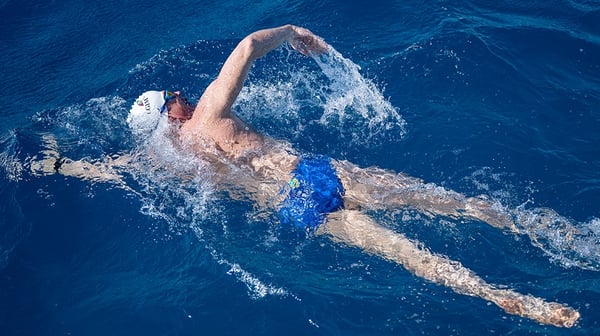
[237,35,260,61]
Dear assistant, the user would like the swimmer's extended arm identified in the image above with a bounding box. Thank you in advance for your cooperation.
[192,25,328,123]
[29,134,135,192]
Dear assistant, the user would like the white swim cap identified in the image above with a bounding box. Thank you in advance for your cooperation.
[127,90,167,138]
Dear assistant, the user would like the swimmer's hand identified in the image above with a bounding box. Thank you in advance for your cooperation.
[289,26,329,56]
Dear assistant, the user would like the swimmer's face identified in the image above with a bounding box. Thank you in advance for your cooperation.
[165,91,194,122]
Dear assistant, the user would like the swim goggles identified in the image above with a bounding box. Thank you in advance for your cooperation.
[162,90,178,113]
[164,90,177,102]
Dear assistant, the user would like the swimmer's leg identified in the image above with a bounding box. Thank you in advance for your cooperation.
[318,210,579,328]
[333,160,517,232]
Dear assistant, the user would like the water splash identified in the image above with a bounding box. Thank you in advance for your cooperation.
[31,96,132,157]
[313,48,406,137]
[236,46,406,149]
[515,207,600,271]
[129,124,218,234]
[461,167,600,271]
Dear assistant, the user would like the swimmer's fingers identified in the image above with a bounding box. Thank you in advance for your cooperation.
[29,155,61,176]
[289,26,330,56]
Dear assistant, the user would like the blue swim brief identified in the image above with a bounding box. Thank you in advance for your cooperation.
[279,156,345,230]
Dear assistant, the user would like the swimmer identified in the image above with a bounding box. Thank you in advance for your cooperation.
[30,25,580,327]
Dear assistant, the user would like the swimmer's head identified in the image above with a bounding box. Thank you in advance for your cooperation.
[127,90,180,138]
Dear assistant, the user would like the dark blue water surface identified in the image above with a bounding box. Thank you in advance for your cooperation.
[2,0,600,335]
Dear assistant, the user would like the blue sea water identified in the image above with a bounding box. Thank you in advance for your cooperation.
[1,0,600,335]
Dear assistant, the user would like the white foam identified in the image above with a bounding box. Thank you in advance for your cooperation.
[132,132,217,232]
[314,48,406,135]
[209,249,298,300]
[235,46,406,147]
[516,208,600,271]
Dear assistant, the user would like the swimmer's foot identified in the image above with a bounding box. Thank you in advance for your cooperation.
[495,294,580,328]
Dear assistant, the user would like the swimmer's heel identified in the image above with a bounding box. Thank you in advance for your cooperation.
[492,290,580,328]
